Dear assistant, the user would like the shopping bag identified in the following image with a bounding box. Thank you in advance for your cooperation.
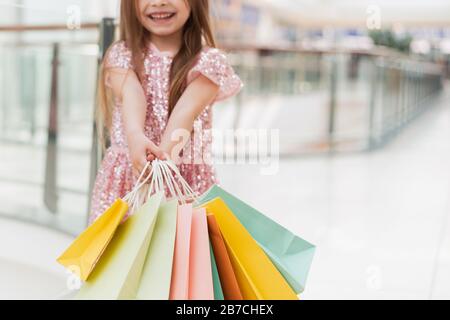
[56,199,128,281]
[210,242,224,300]
[136,199,178,300]
[189,208,214,300]
[169,204,193,300]
[201,198,298,300]
[207,214,243,300]
[75,192,163,300]
[199,185,315,294]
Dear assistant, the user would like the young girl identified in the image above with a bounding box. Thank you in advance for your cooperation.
[89,0,243,224]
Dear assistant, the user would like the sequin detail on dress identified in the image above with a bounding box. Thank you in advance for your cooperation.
[89,41,243,224]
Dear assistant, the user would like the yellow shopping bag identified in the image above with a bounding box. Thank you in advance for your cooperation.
[56,199,128,281]
[201,198,298,300]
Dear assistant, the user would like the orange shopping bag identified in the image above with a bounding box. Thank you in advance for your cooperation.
[207,214,243,300]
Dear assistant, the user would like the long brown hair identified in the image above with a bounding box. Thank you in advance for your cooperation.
[97,0,216,149]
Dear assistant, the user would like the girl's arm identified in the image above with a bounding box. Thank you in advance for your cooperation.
[157,75,220,162]
[107,69,165,177]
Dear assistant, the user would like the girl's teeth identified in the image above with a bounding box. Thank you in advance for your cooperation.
[151,13,174,20]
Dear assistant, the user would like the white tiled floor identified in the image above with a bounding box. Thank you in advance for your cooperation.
[215,87,450,299]
[0,218,73,299]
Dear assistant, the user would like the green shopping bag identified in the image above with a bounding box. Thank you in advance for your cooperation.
[76,193,163,300]
[198,185,315,294]
[136,199,178,300]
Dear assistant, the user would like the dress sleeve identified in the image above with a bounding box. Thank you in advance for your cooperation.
[104,41,133,70]
[187,47,243,103]
[103,41,134,88]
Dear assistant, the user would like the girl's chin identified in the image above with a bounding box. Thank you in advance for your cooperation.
[144,22,180,36]
[146,27,179,37]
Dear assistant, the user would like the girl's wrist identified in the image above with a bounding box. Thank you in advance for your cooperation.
[126,129,145,138]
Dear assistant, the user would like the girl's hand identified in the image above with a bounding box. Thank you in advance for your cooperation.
[128,132,165,181]
[147,148,171,162]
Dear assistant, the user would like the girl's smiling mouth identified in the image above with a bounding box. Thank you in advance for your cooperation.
[148,12,177,21]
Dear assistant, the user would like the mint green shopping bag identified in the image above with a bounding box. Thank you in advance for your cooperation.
[210,242,224,300]
[136,200,178,300]
[76,193,163,300]
[198,185,315,294]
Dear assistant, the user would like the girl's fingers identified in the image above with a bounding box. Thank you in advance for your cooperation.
[146,141,166,160]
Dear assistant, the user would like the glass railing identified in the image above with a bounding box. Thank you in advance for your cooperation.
[0,22,101,235]
[368,59,443,148]
[224,49,443,154]
[0,42,99,234]
[0,19,445,235]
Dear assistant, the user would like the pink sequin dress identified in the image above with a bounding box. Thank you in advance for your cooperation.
[89,41,243,224]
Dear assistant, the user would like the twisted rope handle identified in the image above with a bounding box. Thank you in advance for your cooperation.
[147,160,164,198]
[122,162,154,213]
[145,159,199,204]
[164,160,198,202]
[121,159,199,212]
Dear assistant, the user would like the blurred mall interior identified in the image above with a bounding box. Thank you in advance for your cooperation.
[0,0,449,299]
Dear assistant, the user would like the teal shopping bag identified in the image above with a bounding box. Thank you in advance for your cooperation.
[198,185,315,294]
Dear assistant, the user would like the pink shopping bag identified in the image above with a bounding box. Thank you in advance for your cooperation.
[189,208,214,300]
[169,204,193,300]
